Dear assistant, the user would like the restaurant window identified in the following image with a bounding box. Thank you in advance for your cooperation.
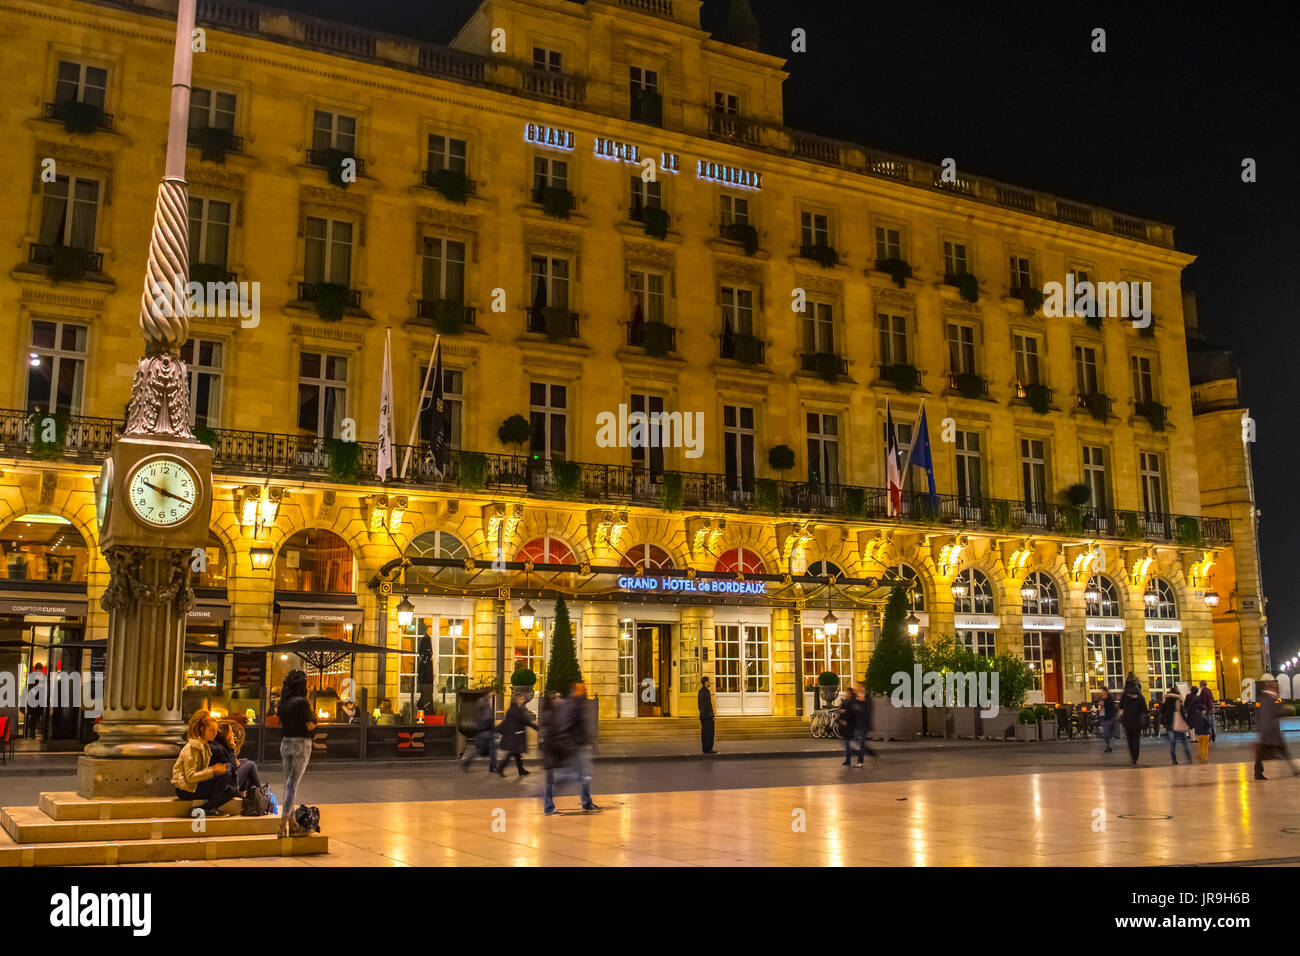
[952,568,993,615]
[417,364,463,451]
[960,631,996,657]
[621,544,674,572]
[39,175,100,252]
[188,196,231,274]
[0,514,89,583]
[413,614,470,693]
[529,382,567,461]
[275,529,353,592]
[189,86,236,134]
[1144,577,1178,620]
[189,531,229,589]
[180,337,223,428]
[1024,632,1045,691]
[1021,570,1060,616]
[802,622,851,691]
[1088,632,1125,691]
[55,60,108,112]
[1085,575,1121,618]
[297,351,348,439]
[723,404,755,493]
[304,217,352,287]
[26,320,87,415]
[1147,634,1181,693]
[311,109,356,154]
[714,548,766,575]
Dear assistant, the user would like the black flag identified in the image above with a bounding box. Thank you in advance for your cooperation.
[429,342,449,475]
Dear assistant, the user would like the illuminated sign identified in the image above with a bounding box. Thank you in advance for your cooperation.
[616,575,768,596]
[594,136,641,163]
[660,152,680,174]
[697,159,761,190]
[524,123,574,150]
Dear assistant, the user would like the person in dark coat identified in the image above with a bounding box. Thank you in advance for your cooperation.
[1198,681,1217,743]
[1253,688,1297,780]
[24,663,45,739]
[1159,686,1192,764]
[460,691,498,773]
[1118,676,1147,765]
[839,682,877,767]
[495,691,538,777]
[698,675,717,754]
[1097,684,1118,753]
[212,720,260,793]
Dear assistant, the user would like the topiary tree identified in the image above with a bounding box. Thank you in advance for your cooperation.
[544,596,583,695]
[498,414,530,450]
[864,585,915,697]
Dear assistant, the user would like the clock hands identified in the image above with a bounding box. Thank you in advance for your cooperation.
[141,479,192,507]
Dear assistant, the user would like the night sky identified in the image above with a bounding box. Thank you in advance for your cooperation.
[266,0,1298,659]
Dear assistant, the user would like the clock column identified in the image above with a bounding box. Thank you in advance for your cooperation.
[76,0,215,798]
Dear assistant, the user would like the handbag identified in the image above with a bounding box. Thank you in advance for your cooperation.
[294,805,321,833]
[240,783,273,816]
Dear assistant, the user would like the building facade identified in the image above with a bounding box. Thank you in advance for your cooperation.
[0,0,1244,737]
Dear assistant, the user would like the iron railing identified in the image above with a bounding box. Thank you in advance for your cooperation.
[297,282,362,308]
[0,408,1231,546]
[415,301,476,327]
[44,101,114,131]
[186,126,244,153]
[306,149,366,177]
[27,244,104,273]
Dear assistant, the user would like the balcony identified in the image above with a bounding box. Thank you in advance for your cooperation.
[1018,382,1053,413]
[1134,400,1168,431]
[801,352,848,382]
[416,300,476,333]
[631,203,671,239]
[718,222,759,254]
[628,321,676,355]
[186,125,243,157]
[720,332,765,365]
[0,407,1232,546]
[423,168,477,202]
[1078,393,1113,421]
[799,243,839,268]
[533,185,575,219]
[527,307,579,340]
[948,372,989,399]
[521,68,585,106]
[879,363,921,393]
[708,112,760,145]
[44,101,114,132]
[28,243,104,276]
[306,149,365,178]
[297,282,361,319]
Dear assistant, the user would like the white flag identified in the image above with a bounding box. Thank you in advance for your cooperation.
[377,328,394,480]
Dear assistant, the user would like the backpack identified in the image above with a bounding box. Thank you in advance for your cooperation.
[240,784,273,816]
[294,805,321,833]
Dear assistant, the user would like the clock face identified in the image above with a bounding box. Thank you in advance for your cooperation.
[126,456,200,528]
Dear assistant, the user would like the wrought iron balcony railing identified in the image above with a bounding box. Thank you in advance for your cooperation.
[306,149,365,177]
[416,301,476,328]
[44,101,114,131]
[186,126,244,153]
[0,408,1231,546]
[297,282,362,308]
[27,244,104,273]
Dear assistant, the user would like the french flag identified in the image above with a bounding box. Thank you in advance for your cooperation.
[886,399,903,516]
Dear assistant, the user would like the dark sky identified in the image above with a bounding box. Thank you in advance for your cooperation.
[271,0,1297,659]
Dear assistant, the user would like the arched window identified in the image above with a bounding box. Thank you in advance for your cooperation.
[275,529,353,592]
[515,536,576,565]
[715,547,766,575]
[807,560,844,578]
[0,514,88,584]
[621,544,674,571]
[1144,577,1178,620]
[190,531,228,588]
[1085,574,1120,618]
[880,562,925,611]
[404,530,471,587]
[953,568,994,615]
[1021,570,1059,616]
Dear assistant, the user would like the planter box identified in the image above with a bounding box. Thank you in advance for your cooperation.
[976,708,1018,741]
[869,697,920,741]
[1014,722,1039,742]
[1039,719,1058,741]
[949,707,980,739]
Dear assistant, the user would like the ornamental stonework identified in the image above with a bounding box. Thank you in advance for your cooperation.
[623,240,675,267]
[794,273,843,296]
[874,287,916,308]
[417,205,478,234]
[941,299,981,319]
[34,141,114,203]
[524,223,582,253]
[715,258,764,285]
[291,322,365,344]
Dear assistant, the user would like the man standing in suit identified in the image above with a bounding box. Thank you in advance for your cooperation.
[698,676,717,754]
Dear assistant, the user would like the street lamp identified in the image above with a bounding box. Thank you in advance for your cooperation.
[905,611,920,638]
[823,609,839,637]
[1144,590,1159,606]
[518,600,536,632]
[395,594,415,628]
[1203,590,1220,609]
[1021,581,1037,601]
[950,579,968,600]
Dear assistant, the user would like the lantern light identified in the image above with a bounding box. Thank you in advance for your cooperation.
[396,594,415,628]
[519,601,536,632]
[1084,584,1101,603]
[1021,582,1037,601]
[1144,590,1159,606]
[1203,590,1220,608]
[823,610,839,637]
[250,547,273,571]
[950,580,968,599]
[905,611,921,638]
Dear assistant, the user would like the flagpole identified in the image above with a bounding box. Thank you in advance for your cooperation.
[400,333,440,479]
[899,398,924,477]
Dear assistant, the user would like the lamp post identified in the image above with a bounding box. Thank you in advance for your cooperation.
[79,0,212,797]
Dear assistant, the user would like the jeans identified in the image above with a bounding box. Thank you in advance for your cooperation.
[280,736,312,819]
[1099,718,1115,748]
[542,747,594,812]
[1168,730,1192,763]
[236,758,261,792]
[843,729,877,763]
[175,769,238,813]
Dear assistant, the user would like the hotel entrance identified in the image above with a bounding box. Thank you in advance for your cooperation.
[617,616,676,717]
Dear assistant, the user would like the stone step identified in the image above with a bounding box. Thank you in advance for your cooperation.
[39,792,242,822]
[0,825,327,867]
[1,805,281,844]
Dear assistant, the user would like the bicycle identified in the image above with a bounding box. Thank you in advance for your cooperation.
[809,706,843,738]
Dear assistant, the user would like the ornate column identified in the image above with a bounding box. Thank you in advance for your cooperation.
[77,0,212,797]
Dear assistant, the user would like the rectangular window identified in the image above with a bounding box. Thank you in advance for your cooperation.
[1131,355,1155,404]
[1021,437,1048,515]
[876,313,908,365]
[1075,345,1099,396]
[618,625,635,695]
[188,197,231,272]
[801,212,829,248]
[311,110,356,153]
[629,270,666,325]
[55,60,107,111]
[720,286,754,336]
[723,405,755,493]
[1140,451,1165,516]
[961,631,996,657]
[943,240,968,277]
[630,176,662,218]
[297,352,348,438]
[630,393,665,476]
[39,176,100,251]
[418,365,463,450]
[189,87,236,133]
[807,412,839,489]
[1083,445,1108,510]
[875,226,902,261]
[884,419,914,469]
[1009,255,1032,291]
[1014,334,1041,389]
[427,134,467,175]
[1087,633,1124,691]
[955,431,982,506]
[721,194,749,227]
[26,320,87,414]
[802,624,851,690]
[422,237,466,303]
[533,155,568,197]
[947,322,976,375]
[1024,633,1045,692]
[1070,266,1091,287]
[179,338,223,428]
[529,256,569,330]
[1146,634,1181,694]
[530,382,567,460]
[629,66,661,125]
[304,217,352,287]
[802,301,834,354]
[533,47,562,72]
[713,91,739,115]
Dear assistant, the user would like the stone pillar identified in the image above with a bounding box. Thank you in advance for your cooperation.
[581,603,618,719]
[771,607,797,717]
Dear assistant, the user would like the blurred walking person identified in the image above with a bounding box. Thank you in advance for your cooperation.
[698,676,717,754]
[1096,683,1117,753]
[1118,674,1146,765]
[460,691,498,773]
[495,691,538,777]
[1253,687,1298,780]
[568,681,600,811]
[839,682,876,767]
[1198,680,1217,743]
[1159,685,1192,764]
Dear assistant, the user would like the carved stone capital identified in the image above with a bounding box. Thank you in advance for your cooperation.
[123,349,195,439]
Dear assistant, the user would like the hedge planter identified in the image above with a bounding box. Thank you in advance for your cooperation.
[869,697,921,741]
[1039,719,1058,741]
[976,708,1018,741]
[949,707,980,739]
[1014,721,1040,742]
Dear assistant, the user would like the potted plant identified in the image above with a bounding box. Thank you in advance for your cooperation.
[642,320,674,356]
[864,586,921,740]
[324,148,354,188]
[877,257,912,288]
[817,671,841,706]
[48,245,93,283]
[431,299,464,335]
[950,272,979,303]
[544,597,582,696]
[194,424,219,449]
[642,206,669,240]
[660,471,684,512]
[196,125,235,163]
[1121,513,1143,541]
[1025,383,1052,414]
[498,414,531,451]
[724,222,759,255]
[1015,706,1039,741]
[977,652,1032,740]
[753,477,782,515]
[768,444,796,474]
[884,363,920,392]
[61,100,103,135]
[813,351,842,383]
[732,332,764,365]
[510,667,538,703]
[430,168,471,203]
[457,450,488,490]
[540,185,574,219]
[1018,287,1045,315]
[807,244,839,268]
[324,437,362,483]
[1175,516,1203,548]
[313,282,350,320]
[1035,703,1058,740]
[842,486,868,520]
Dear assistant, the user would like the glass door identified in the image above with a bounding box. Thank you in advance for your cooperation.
[714,623,771,715]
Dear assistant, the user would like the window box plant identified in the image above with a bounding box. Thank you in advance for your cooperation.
[1025,383,1052,414]
[430,168,472,204]
[1085,313,1103,329]
[946,272,979,303]
[28,409,71,460]
[955,372,986,399]
[877,257,912,288]
[1084,392,1111,422]
[61,101,103,135]
[48,245,93,283]
[324,438,362,483]
[883,363,920,392]
[1175,516,1203,548]
[660,471,684,512]
[842,486,868,520]
[1138,401,1167,432]
[722,222,759,255]
[195,125,235,164]
[543,306,574,340]
[753,477,782,515]
[1122,512,1143,541]
[987,499,1015,532]
[313,282,350,321]
[323,148,354,188]
[457,450,487,490]
[194,425,219,449]
[190,262,229,285]
[641,206,670,240]
[1016,286,1045,315]
[732,331,764,365]
[540,185,575,219]
[642,320,674,356]
[805,244,839,268]
[812,351,843,383]
[430,299,464,335]
[553,460,582,499]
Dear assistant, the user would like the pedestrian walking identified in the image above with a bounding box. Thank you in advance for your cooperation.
[698,675,717,754]
[1189,689,1214,763]
[540,691,573,815]
[1118,675,1146,765]
[1159,686,1192,764]
[569,680,600,811]
[495,691,538,777]
[541,682,601,814]
[1097,684,1118,753]
[275,669,315,838]
[1198,680,1217,743]
[23,663,44,739]
[839,682,877,767]
[460,691,498,772]
[1253,688,1298,780]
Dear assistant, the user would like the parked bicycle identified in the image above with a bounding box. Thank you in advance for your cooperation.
[809,707,843,738]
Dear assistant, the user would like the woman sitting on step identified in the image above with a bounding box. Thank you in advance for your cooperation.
[171,709,240,815]
[213,719,261,794]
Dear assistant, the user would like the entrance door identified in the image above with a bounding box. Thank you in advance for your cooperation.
[713,624,771,715]
[1042,632,1062,704]
[635,624,670,716]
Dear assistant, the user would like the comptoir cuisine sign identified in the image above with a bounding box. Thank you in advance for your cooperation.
[617,576,768,595]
